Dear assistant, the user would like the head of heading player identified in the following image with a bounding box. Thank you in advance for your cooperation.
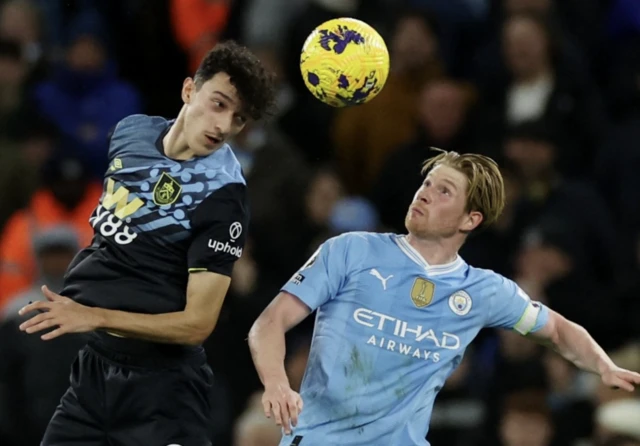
[165,41,276,159]
[405,149,505,251]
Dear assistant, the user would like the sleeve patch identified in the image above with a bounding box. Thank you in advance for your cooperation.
[514,301,542,335]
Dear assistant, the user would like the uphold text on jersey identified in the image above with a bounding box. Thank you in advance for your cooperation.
[207,239,243,258]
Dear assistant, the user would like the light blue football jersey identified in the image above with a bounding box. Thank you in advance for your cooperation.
[278,232,549,446]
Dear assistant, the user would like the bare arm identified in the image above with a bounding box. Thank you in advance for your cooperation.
[248,291,312,387]
[97,271,230,345]
[20,273,231,346]
[528,310,640,390]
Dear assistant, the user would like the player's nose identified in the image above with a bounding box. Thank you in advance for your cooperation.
[417,190,431,205]
[214,112,234,136]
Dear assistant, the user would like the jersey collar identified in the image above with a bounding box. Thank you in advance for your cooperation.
[394,234,465,276]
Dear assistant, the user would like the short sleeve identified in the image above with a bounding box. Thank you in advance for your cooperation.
[485,275,550,335]
[187,182,248,276]
[281,235,349,311]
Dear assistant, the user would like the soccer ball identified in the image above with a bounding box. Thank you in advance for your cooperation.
[300,18,390,107]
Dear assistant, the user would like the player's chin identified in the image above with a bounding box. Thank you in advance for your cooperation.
[406,212,431,234]
[197,142,223,155]
[405,213,420,234]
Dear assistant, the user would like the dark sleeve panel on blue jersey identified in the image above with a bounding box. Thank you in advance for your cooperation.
[187,182,249,276]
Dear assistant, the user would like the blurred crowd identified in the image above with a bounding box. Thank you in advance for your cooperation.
[0,0,638,445]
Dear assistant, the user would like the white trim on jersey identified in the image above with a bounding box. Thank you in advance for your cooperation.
[394,235,465,276]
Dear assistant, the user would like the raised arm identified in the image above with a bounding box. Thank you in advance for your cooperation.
[528,310,640,391]
[485,274,640,392]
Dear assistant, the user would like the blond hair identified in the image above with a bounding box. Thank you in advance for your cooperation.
[421,149,505,230]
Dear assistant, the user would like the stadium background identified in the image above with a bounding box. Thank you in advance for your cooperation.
[0,0,638,445]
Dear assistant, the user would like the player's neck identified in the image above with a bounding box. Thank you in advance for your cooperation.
[405,233,460,266]
[163,107,193,160]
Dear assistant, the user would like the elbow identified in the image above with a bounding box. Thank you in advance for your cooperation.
[553,315,585,349]
[184,330,210,346]
[247,319,261,350]
[548,329,561,350]
[184,319,217,346]
[248,313,279,350]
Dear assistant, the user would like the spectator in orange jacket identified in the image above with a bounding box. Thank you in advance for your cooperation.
[0,155,101,311]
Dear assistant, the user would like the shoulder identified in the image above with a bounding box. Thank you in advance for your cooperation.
[465,267,533,307]
[321,231,392,258]
[108,115,170,158]
[327,231,379,246]
[112,114,170,136]
[191,181,248,227]
[201,181,248,203]
[463,265,507,296]
[199,144,247,187]
[195,145,248,206]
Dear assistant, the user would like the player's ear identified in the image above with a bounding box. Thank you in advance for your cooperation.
[182,78,196,104]
[461,211,483,232]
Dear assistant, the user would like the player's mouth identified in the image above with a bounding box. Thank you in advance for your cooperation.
[410,206,424,216]
[205,135,222,145]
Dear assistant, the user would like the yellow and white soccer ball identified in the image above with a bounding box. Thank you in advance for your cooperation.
[300,18,390,107]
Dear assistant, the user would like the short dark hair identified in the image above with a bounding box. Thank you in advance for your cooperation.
[194,40,277,121]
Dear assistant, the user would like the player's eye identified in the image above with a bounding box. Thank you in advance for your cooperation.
[235,114,247,125]
[424,179,431,187]
[440,187,450,195]
[212,99,225,109]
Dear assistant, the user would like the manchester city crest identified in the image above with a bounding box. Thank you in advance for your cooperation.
[448,290,472,316]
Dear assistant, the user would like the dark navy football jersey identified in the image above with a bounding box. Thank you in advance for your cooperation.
[61,114,248,315]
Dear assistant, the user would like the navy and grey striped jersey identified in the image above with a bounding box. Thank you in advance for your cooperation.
[61,114,248,315]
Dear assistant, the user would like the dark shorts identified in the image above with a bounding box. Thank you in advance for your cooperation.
[42,333,214,446]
